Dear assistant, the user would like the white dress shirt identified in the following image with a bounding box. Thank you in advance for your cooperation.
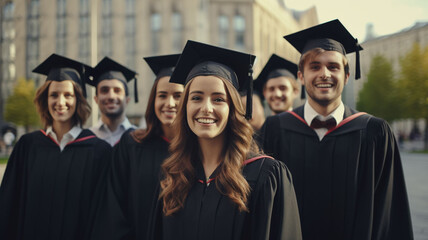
[89,117,136,146]
[304,101,344,141]
[45,125,82,151]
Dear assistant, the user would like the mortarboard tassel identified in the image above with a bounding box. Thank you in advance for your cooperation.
[355,38,361,80]
[245,63,253,120]
[134,76,139,103]
[81,64,87,98]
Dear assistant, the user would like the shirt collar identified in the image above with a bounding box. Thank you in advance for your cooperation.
[304,101,344,125]
[45,125,82,140]
[96,117,134,131]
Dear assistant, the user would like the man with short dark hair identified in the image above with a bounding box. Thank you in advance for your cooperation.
[89,57,137,146]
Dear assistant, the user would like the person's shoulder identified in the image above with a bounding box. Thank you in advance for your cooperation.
[21,130,46,140]
[80,129,111,148]
[259,156,286,174]
[244,156,292,190]
[365,115,394,137]
[244,156,286,179]
[117,128,141,145]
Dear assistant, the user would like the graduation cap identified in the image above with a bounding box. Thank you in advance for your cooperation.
[169,40,256,120]
[89,57,139,102]
[253,54,298,100]
[284,19,363,80]
[143,54,181,81]
[32,53,92,97]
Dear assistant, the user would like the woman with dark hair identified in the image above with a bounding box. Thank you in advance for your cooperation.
[90,54,184,240]
[0,54,112,240]
[149,41,302,240]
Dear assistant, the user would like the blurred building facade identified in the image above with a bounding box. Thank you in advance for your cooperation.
[0,0,318,128]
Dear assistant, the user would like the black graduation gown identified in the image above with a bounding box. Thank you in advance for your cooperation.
[90,131,170,240]
[261,105,413,240]
[149,156,302,240]
[0,129,112,240]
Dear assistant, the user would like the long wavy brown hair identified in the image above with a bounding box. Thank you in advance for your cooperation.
[131,77,163,142]
[34,80,91,128]
[160,77,261,216]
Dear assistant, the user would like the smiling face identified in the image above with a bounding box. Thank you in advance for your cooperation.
[298,50,349,108]
[263,76,297,114]
[186,76,230,140]
[94,79,130,119]
[48,80,77,128]
[154,76,184,127]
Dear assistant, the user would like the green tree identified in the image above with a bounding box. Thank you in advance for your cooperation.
[397,43,428,149]
[357,55,398,122]
[4,78,40,132]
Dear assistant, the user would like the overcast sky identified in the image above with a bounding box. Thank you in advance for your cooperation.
[285,0,428,42]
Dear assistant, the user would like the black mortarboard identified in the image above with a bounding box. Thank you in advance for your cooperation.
[283,19,363,80]
[170,40,256,119]
[89,57,139,102]
[32,53,91,97]
[253,54,298,100]
[143,54,181,81]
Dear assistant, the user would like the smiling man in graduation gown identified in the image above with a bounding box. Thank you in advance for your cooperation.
[88,57,138,146]
[261,20,413,240]
[253,54,299,115]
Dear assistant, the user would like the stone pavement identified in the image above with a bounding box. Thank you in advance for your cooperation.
[401,152,428,240]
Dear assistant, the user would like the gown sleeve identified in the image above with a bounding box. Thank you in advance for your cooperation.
[249,159,302,240]
[368,118,413,240]
[90,133,134,240]
[147,184,163,240]
[0,135,29,239]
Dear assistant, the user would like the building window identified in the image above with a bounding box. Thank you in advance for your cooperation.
[218,15,229,47]
[56,0,67,55]
[26,0,40,80]
[234,14,245,50]
[151,12,161,54]
[172,11,183,52]
[78,0,90,64]
[125,0,136,68]
[1,2,16,87]
[101,0,113,57]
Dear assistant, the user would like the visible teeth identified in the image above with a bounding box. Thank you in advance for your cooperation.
[197,118,215,124]
[317,84,332,88]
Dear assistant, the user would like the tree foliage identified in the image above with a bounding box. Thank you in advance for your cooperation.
[357,55,397,122]
[4,78,40,132]
[396,43,428,120]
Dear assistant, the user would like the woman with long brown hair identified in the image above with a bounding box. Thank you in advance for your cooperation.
[149,41,301,240]
[90,54,184,240]
[0,54,112,240]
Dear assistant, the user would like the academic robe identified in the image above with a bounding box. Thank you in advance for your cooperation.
[261,105,413,240]
[0,129,112,240]
[149,156,302,240]
[90,131,170,240]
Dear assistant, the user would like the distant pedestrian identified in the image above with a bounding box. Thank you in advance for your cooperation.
[3,130,15,155]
